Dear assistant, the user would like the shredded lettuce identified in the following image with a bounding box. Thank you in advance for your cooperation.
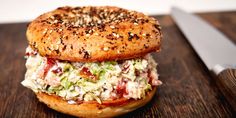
[60,77,72,89]
[47,86,63,94]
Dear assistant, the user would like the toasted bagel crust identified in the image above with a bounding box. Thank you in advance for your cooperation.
[36,87,157,117]
[27,6,162,62]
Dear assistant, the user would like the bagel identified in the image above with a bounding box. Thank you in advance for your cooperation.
[26,6,162,62]
[36,87,157,117]
[21,6,162,117]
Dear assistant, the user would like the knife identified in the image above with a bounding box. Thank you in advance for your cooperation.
[171,7,236,111]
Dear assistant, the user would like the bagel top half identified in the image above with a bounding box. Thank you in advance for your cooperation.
[26,6,162,62]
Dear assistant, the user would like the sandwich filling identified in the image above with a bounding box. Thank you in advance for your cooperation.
[22,46,162,104]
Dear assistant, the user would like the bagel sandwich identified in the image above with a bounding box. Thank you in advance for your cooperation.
[21,6,162,117]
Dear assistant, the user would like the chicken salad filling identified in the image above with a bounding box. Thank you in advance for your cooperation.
[22,46,162,104]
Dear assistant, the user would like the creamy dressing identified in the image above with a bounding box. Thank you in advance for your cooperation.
[22,46,162,103]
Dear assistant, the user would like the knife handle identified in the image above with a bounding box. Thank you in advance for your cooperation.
[215,68,236,111]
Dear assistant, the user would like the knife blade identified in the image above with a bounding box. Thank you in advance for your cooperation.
[171,7,236,111]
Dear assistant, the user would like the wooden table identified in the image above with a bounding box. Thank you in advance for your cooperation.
[0,11,235,118]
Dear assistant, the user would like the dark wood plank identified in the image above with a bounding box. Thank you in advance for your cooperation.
[0,11,235,118]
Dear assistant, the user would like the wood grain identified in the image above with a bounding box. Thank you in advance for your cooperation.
[0,11,236,118]
[216,68,236,111]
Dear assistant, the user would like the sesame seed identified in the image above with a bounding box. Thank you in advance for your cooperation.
[53,19,58,23]
[112,32,117,37]
[116,34,120,38]
[50,16,55,20]
[117,50,121,54]
[110,25,115,29]
[49,30,53,33]
[42,28,48,34]
[103,47,109,51]
[85,34,90,37]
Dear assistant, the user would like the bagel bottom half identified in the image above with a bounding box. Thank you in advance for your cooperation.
[36,87,157,117]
